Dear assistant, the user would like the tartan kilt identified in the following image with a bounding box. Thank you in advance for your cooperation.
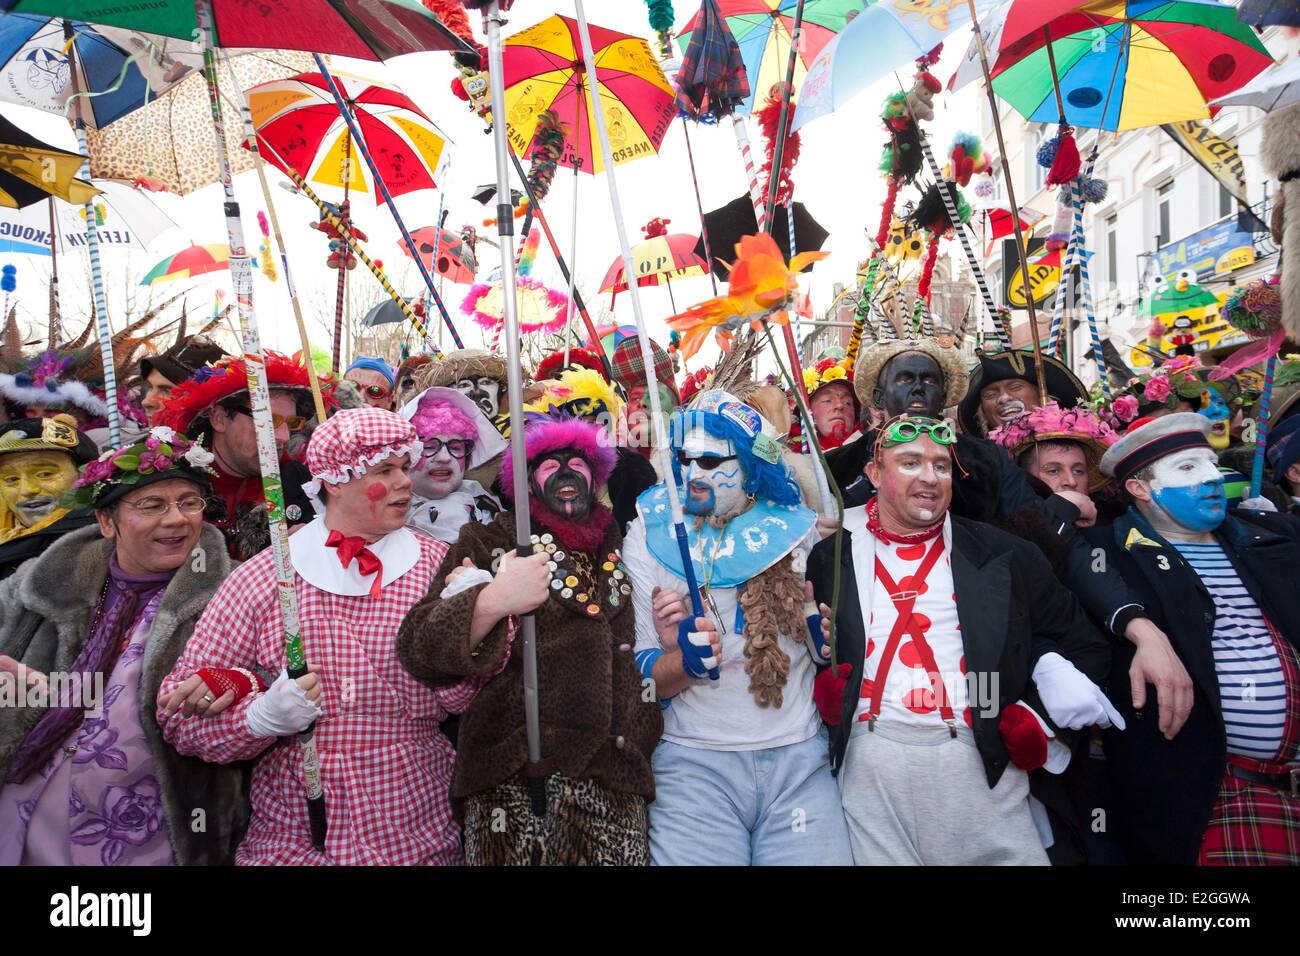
[1198,619,1300,866]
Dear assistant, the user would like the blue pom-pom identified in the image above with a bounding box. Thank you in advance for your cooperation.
[1,263,16,293]
[1036,135,1059,169]
[1081,177,1108,204]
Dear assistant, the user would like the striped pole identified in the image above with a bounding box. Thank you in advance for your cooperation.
[1044,183,1078,356]
[916,132,1009,350]
[786,201,801,349]
[426,151,453,351]
[731,116,766,232]
[64,21,119,446]
[1071,204,1111,399]
[312,55,464,349]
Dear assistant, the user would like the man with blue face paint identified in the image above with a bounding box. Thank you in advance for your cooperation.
[1086,413,1300,865]
[622,389,853,865]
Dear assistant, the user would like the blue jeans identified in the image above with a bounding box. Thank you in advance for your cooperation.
[648,730,853,866]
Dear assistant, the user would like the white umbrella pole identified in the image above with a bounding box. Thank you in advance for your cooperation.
[572,0,709,633]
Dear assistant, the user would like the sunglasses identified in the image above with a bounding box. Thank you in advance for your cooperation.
[364,384,391,399]
[880,417,955,448]
[233,407,308,433]
[676,450,738,471]
[422,437,474,460]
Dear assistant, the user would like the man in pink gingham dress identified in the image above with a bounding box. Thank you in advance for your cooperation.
[158,407,504,865]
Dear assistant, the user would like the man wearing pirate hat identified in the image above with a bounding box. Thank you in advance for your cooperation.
[958,349,1089,438]
[0,415,100,577]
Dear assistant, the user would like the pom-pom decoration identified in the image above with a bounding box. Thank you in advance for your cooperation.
[946,132,989,187]
[461,276,571,335]
[1221,276,1283,340]
[1036,135,1060,170]
[1,264,16,293]
[1046,127,1081,186]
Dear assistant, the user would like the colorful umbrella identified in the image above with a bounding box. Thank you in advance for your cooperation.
[1212,56,1300,113]
[676,0,857,117]
[0,112,98,208]
[0,15,209,128]
[792,0,999,132]
[85,50,315,195]
[0,0,470,59]
[0,177,179,253]
[978,203,1047,255]
[140,243,230,285]
[246,71,451,199]
[502,14,675,175]
[586,322,639,358]
[953,0,1273,131]
[600,230,707,303]
[404,226,477,284]
[674,0,750,122]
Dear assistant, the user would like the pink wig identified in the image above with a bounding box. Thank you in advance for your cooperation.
[500,415,616,501]
[410,394,478,441]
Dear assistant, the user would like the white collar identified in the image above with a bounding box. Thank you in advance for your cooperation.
[290,516,422,596]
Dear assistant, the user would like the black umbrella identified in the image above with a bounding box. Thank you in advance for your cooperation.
[693,196,828,281]
[362,297,417,328]
[471,183,524,206]
[1237,0,1300,27]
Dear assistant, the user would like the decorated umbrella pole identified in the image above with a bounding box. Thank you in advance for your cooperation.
[484,0,547,818]
[192,0,325,849]
[63,19,119,446]
[310,55,463,349]
[572,0,709,665]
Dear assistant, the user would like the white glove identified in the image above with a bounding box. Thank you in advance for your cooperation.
[441,566,493,600]
[1239,496,1277,513]
[245,670,322,738]
[1032,652,1126,731]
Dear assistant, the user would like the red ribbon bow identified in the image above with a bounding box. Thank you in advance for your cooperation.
[325,529,384,597]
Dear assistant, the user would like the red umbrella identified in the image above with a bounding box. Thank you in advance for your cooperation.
[978,205,1047,255]
[404,226,477,285]
[246,71,451,199]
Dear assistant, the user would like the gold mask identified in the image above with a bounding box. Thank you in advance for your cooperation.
[0,450,79,529]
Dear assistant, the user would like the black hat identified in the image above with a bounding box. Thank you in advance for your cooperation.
[958,350,1088,436]
[138,336,228,387]
[0,414,98,465]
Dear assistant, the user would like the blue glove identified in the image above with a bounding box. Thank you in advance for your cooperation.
[806,599,830,664]
[677,618,720,681]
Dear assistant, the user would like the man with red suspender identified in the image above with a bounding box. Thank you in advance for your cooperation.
[808,416,1116,864]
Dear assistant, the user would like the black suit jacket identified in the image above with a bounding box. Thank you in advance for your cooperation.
[1083,509,1300,864]
[808,511,1110,787]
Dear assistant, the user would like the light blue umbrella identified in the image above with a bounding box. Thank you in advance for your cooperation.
[792,0,1000,133]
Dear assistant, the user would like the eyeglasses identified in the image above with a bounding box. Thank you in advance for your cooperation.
[676,450,738,470]
[880,417,955,449]
[120,495,208,517]
[233,407,308,433]
[422,437,474,460]
[364,384,391,400]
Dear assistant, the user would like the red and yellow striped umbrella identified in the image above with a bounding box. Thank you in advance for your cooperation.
[600,230,707,304]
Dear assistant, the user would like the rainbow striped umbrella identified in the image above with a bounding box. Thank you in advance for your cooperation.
[676,0,858,116]
[953,0,1273,131]
[140,243,230,285]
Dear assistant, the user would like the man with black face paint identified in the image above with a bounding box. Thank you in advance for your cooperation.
[821,337,1196,852]
[398,413,662,865]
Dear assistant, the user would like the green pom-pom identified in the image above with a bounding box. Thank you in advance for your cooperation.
[644,0,674,32]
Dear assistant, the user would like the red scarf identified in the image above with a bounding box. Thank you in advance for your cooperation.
[866,497,944,545]
[530,499,612,554]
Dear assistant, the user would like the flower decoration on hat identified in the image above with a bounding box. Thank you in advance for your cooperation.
[989,402,1117,492]
[802,357,851,397]
[67,426,216,509]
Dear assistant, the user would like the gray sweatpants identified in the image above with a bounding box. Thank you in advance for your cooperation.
[838,719,1049,866]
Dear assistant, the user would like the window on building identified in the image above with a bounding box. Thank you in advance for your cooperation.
[1218,183,1234,219]
[1106,215,1118,288]
[1157,181,1173,246]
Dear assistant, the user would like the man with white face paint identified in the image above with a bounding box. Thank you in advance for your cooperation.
[810,415,1113,865]
[622,390,853,865]
[1088,413,1300,865]
[400,387,505,543]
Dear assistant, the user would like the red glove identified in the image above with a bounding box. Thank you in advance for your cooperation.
[999,702,1048,771]
[814,664,852,725]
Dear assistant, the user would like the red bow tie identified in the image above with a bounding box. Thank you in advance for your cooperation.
[325,529,384,597]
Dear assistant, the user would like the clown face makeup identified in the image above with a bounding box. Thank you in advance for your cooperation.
[1148,447,1226,532]
[678,426,746,518]
[412,435,470,500]
[530,448,594,521]
[454,376,501,419]
[0,450,78,528]
[1198,390,1231,450]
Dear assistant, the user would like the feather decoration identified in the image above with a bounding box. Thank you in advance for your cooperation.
[461,276,571,335]
[757,84,800,208]
[257,210,278,282]
[517,228,541,277]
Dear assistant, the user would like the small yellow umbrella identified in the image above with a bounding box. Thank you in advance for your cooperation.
[0,114,99,208]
